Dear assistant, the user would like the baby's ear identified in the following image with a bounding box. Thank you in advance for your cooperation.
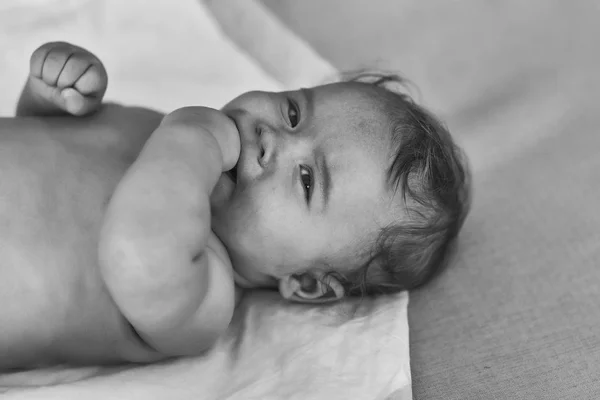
[278,272,345,304]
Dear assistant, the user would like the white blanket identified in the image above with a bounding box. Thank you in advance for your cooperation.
[1,291,410,399]
[0,1,412,399]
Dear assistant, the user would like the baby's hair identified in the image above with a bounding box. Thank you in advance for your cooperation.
[328,71,471,296]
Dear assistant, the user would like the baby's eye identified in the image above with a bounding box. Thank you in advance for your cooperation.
[287,99,300,128]
[299,165,313,203]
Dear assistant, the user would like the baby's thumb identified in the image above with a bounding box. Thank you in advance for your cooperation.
[61,88,98,116]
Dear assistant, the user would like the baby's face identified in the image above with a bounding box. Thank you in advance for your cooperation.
[211,82,400,288]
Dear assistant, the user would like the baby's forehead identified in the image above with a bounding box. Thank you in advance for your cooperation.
[308,81,383,106]
[306,83,407,216]
[313,84,393,145]
[305,82,391,132]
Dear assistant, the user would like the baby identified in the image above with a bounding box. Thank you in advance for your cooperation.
[0,42,470,370]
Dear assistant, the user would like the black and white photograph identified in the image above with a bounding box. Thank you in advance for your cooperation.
[0,1,596,399]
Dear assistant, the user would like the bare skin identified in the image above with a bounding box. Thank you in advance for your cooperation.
[0,42,239,370]
[0,41,403,371]
[0,106,159,369]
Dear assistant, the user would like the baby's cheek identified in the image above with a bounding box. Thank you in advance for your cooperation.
[220,186,290,256]
[210,173,235,210]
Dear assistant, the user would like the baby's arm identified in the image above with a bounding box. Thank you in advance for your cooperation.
[99,107,240,357]
[16,42,107,117]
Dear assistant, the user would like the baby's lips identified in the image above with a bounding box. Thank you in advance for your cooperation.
[212,114,239,172]
[221,115,242,172]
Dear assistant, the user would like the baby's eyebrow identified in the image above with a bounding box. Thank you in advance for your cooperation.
[300,88,314,120]
[316,149,332,211]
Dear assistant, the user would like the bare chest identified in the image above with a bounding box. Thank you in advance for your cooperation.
[0,105,163,365]
[0,106,162,265]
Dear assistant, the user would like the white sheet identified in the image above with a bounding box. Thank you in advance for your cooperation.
[0,1,411,398]
[1,291,410,400]
[0,0,281,114]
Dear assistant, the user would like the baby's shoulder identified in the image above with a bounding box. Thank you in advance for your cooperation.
[97,103,164,124]
[89,103,164,154]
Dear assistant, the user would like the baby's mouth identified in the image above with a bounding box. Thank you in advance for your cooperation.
[226,163,238,183]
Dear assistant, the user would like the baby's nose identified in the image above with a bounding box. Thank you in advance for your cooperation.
[257,123,278,169]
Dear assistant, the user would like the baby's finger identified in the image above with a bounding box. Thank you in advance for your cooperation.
[41,47,75,86]
[73,64,108,98]
[56,52,92,89]
[61,88,100,116]
[29,43,53,78]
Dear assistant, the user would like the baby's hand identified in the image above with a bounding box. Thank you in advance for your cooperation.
[28,42,108,116]
[101,108,241,355]
[161,107,240,172]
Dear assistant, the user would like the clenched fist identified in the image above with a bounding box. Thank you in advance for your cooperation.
[161,107,241,172]
[27,41,108,116]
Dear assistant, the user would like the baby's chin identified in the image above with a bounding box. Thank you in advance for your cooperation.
[210,176,279,290]
[228,248,278,289]
[210,173,236,210]
[232,267,258,288]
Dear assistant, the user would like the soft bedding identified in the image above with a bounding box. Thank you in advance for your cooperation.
[0,1,412,399]
[249,1,600,398]
[1,291,410,399]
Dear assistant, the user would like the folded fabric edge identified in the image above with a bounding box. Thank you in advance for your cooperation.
[201,0,338,89]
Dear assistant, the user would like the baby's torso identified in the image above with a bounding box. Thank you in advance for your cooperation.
[0,104,165,367]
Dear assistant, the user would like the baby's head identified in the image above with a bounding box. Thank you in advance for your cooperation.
[210,73,471,302]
